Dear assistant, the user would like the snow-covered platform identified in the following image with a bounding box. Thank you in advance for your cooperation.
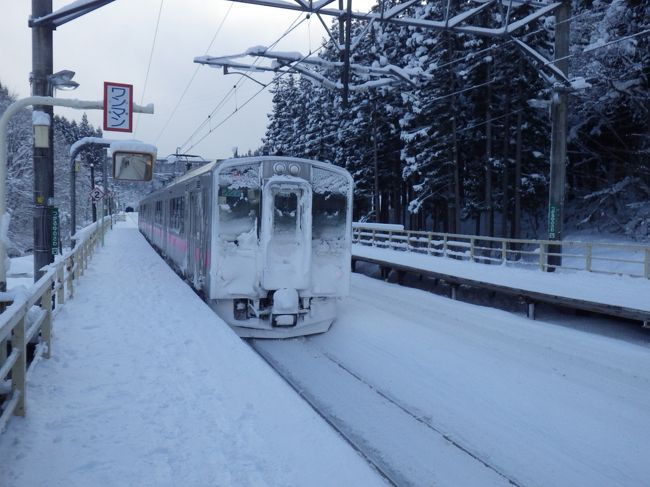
[0,217,384,486]
[352,243,650,323]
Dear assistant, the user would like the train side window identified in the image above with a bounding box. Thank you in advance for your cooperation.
[179,198,185,233]
[155,201,162,224]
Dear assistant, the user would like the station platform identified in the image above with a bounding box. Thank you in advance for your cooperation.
[352,244,650,323]
[0,217,383,487]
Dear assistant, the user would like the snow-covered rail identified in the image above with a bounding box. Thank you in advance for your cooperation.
[0,217,111,432]
[352,225,650,279]
[249,341,401,486]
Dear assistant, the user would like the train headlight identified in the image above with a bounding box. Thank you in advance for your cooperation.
[289,163,300,176]
[273,162,287,175]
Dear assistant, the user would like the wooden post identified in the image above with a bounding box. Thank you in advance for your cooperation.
[501,240,507,264]
[388,231,393,250]
[75,250,82,279]
[470,237,475,262]
[443,235,448,257]
[80,244,86,275]
[539,243,546,271]
[67,257,74,299]
[451,283,459,300]
[427,234,432,255]
[397,270,406,285]
[56,265,64,305]
[0,338,6,366]
[527,301,536,320]
[41,281,53,359]
[12,316,26,416]
[644,248,650,279]
[372,229,377,247]
[586,244,592,272]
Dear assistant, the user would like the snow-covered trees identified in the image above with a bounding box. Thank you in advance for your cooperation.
[261,0,650,239]
[0,82,151,255]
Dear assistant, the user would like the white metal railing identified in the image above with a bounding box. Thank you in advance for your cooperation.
[0,216,111,432]
[352,225,650,279]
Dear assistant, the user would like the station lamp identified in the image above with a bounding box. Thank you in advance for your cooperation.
[47,70,79,92]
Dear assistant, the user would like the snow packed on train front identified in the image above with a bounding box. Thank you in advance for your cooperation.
[139,156,354,338]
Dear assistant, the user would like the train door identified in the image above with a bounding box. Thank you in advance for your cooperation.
[188,190,203,288]
[260,180,312,290]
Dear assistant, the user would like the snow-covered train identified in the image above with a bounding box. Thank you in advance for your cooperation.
[139,156,354,338]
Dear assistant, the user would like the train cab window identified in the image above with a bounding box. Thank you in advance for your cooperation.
[218,186,260,241]
[273,192,299,236]
[312,193,347,240]
[312,168,349,241]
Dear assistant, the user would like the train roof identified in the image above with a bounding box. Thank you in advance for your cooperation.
[167,160,219,187]
[140,156,353,204]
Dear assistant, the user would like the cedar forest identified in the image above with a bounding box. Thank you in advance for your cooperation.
[0,0,648,256]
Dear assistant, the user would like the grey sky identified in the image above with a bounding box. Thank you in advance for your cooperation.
[1,1,372,160]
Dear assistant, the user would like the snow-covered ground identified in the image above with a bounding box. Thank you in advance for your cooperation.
[255,273,650,487]
[2,214,649,486]
[0,215,384,487]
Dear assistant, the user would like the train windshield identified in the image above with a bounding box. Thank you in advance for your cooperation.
[312,168,349,242]
[218,164,261,241]
[273,192,299,237]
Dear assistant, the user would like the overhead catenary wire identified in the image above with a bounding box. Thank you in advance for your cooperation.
[185,41,329,153]
[181,4,614,152]
[182,3,642,155]
[177,13,307,152]
[154,3,235,145]
[135,0,165,135]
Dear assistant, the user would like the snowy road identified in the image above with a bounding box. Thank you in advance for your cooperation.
[254,274,650,487]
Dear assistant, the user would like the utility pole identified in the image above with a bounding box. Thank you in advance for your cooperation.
[31,0,54,281]
[547,0,570,270]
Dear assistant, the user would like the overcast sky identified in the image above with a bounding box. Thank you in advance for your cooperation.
[1,0,373,161]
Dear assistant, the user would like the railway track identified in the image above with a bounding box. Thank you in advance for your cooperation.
[248,338,521,487]
[248,339,401,487]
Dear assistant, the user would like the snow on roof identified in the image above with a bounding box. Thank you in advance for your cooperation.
[70,136,108,156]
[166,161,218,187]
[108,140,157,157]
[245,45,268,56]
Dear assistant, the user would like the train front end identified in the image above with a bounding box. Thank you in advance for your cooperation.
[209,157,353,338]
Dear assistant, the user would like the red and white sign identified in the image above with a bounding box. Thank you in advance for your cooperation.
[103,81,133,132]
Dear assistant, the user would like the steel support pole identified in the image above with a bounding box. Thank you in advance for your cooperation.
[547,0,570,270]
[31,0,54,282]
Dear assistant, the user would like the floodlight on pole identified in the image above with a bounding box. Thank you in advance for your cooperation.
[47,69,80,93]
